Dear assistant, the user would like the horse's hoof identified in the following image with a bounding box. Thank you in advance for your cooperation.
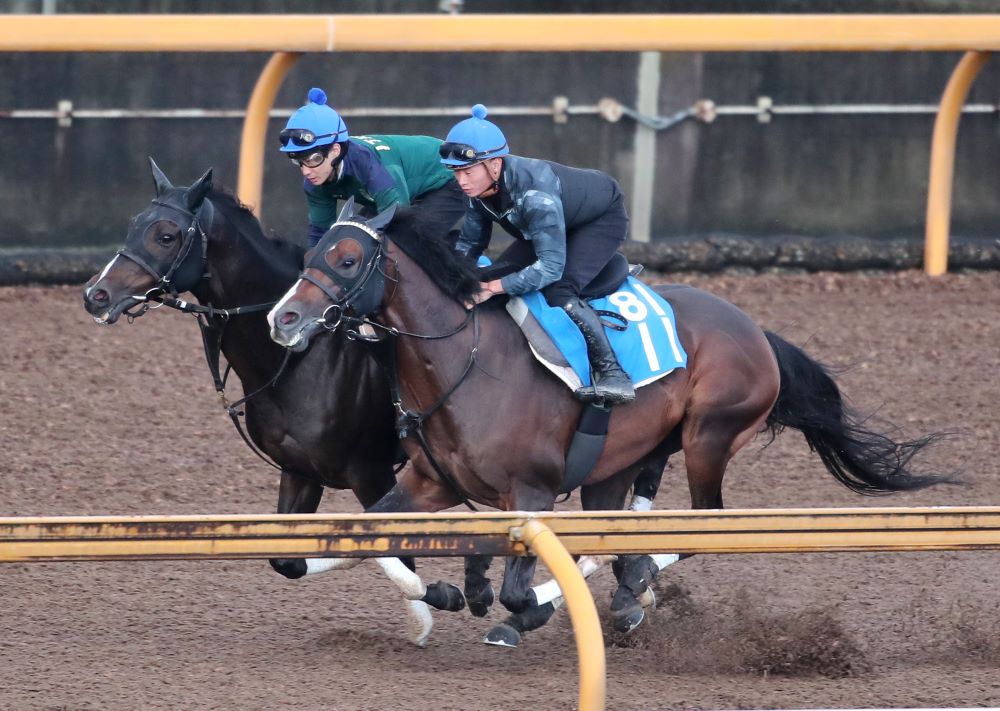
[612,605,645,634]
[466,583,495,617]
[422,581,466,613]
[269,558,307,579]
[405,599,433,648]
[639,586,657,611]
[483,623,521,648]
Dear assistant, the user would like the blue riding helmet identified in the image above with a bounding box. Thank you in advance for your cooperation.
[279,87,349,153]
[439,104,509,167]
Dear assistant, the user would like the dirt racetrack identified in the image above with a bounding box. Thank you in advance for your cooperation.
[3,269,1000,710]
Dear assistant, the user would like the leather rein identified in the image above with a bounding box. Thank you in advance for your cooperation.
[306,222,481,510]
[115,197,290,473]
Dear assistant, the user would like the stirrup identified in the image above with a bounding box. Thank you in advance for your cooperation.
[572,385,602,404]
[596,386,635,405]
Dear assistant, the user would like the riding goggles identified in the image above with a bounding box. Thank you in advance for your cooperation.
[287,149,328,169]
[439,141,507,165]
[278,125,345,148]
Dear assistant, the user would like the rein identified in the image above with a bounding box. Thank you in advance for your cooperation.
[115,198,214,320]
[116,195,294,473]
[363,309,481,512]
[298,218,482,509]
[189,309,291,473]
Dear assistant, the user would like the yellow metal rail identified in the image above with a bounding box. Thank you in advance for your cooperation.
[516,520,606,711]
[924,50,992,276]
[3,15,1000,52]
[5,505,1000,711]
[5,507,1000,562]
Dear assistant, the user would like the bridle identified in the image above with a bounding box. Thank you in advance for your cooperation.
[299,220,390,333]
[112,195,292,472]
[295,218,481,509]
[114,197,215,318]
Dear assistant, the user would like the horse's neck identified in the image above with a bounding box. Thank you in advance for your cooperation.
[378,249,497,406]
[192,214,300,387]
[194,216,294,309]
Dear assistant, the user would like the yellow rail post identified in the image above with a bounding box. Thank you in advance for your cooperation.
[237,51,302,214]
[924,50,991,276]
[516,518,605,711]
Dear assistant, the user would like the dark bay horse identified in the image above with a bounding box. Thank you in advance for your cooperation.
[267,205,949,645]
[81,161,472,646]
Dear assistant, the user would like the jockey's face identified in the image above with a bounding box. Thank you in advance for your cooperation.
[294,143,341,186]
[451,158,502,198]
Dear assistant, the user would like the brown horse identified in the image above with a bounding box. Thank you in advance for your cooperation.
[268,204,948,644]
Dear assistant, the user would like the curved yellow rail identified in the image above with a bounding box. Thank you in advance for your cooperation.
[519,519,605,711]
[237,52,302,214]
[924,50,991,276]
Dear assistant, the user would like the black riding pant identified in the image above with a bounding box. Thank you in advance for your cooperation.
[489,192,629,308]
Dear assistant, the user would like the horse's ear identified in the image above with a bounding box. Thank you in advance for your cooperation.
[184,168,213,211]
[365,202,397,232]
[149,157,173,196]
[336,196,358,223]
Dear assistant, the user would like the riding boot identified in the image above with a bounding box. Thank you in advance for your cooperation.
[562,297,635,405]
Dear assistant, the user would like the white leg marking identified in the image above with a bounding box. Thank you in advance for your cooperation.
[628,494,653,512]
[304,557,364,575]
[375,557,428,600]
[404,600,434,647]
[533,579,564,607]
[650,553,680,571]
[532,555,615,606]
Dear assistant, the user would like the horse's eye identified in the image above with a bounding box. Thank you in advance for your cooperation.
[342,258,356,268]
[157,233,176,246]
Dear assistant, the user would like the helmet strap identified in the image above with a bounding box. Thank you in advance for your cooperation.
[329,141,348,177]
[475,158,503,199]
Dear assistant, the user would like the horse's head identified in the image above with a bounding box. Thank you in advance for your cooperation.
[82,158,214,324]
[268,198,396,352]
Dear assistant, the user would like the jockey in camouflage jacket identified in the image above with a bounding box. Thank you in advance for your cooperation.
[441,104,635,405]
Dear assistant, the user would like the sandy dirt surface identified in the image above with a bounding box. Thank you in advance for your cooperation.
[2,270,1000,710]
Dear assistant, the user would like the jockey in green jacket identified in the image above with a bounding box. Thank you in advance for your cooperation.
[279,87,466,246]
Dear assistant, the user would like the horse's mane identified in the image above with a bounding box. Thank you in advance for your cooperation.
[383,207,482,302]
[207,187,305,276]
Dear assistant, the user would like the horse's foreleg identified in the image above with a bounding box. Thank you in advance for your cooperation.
[497,554,539,616]
[270,470,340,579]
[464,555,495,617]
[364,476,467,616]
[484,554,614,647]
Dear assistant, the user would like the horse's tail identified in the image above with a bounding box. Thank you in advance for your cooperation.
[762,330,951,494]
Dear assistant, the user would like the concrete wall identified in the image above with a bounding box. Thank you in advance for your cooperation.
[2,0,999,250]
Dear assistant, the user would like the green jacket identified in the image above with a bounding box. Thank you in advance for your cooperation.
[304,134,454,246]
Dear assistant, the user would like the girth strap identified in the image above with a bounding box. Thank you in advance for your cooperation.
[560,402,612,494]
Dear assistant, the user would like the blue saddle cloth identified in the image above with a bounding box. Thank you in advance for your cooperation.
[509,276,687,390]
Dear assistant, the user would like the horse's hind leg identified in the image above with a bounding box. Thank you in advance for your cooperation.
[608,441,689,633]
[611,405,762,633]
[627,458,666,512]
